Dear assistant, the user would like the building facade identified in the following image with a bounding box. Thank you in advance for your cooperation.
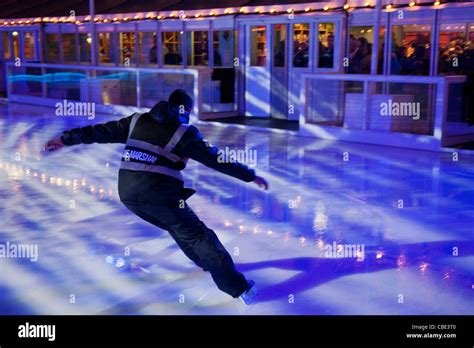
[1,0,474,149]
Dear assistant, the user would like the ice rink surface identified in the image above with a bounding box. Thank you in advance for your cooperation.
[1,102,473,315]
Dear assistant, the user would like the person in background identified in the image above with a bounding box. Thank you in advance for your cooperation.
[164,44,182,65]
[149,44,157,64]
[349,37,371,74]
[319,34,334,68]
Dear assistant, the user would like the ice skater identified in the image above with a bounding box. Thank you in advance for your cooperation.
[44,89,268,304]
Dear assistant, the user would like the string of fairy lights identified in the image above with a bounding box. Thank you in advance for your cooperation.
[0,1,446,27]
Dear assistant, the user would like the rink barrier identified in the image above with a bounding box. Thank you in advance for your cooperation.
[4,62,473,151]
[4,62,239,122]
[299,74,471,151]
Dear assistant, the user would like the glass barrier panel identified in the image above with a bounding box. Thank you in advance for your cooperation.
[8,65,43,97]
[45,68,85,100]
[444,80,472,138]
[139,72,193,108]
[367,82,436,135]
[92,70,137,105]
[306,79,359,126]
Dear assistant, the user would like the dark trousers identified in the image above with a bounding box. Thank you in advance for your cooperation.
[123,201,248,298]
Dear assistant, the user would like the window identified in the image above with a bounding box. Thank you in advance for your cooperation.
[98,32,115,64]
[78,33,91,63]
[211,30,236,106]
[213,30,235,67]
[391,24,432,76]
[24,31,35,60]
[3,32,10,59]
[250,25,266,66]
[186,31,208,66]
[12,31,20,58]
[348,26,386,74]
[162,32,183,65]
[318,23,335,68]
[272,25,286,68]
[61,33,76,63]
[438,23,468,75]
[119,32,136,65]
[139,32,157,65]
[45,33,59,63]
[293,23,309,68]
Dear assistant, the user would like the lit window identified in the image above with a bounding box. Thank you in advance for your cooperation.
[45,34,59,63]
[61,33,76,63]
[318,23,335,68]
[250,25,266,66]
[12,31,20,59]
[23,32,35,60]
[162,32,183,66]
[78,33,91,64]
[391,24,432,75]
[186,31,209,66]
[3,32,10,59]
[438,23,468,75]
[139,32,157,65]
[119,32,136,65]
[273,24,286,67]
[347,26,386,74]
[293,23,309,68]
[98,32,115,64]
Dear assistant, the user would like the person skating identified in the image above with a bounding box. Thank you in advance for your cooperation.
[44,89,268,305]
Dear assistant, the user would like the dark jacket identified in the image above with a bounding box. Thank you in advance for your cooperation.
[61,102,256,206]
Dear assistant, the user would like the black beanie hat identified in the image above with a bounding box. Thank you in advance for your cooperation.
[169,89,193,111]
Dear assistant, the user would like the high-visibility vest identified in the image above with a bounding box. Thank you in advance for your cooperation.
[120,113,190,182]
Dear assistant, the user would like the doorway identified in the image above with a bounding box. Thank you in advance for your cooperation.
[242,16,342,120]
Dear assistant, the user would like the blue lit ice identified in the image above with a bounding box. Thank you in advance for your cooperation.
[1,102,473,315]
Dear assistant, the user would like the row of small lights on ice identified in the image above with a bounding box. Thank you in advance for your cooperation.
[225,219,431,272]
[1,158,460,280]
[0,163,429,269]
[0,161,439,273]
[0,160,442,276]
[0,1,446,26]
[0,161,115,199]
[7,161,460,281]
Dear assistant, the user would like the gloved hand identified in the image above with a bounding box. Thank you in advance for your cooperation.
[253,176,269,190]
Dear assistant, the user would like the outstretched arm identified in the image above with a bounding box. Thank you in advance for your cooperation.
[44,115,133,151]
[177,125,268,190]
